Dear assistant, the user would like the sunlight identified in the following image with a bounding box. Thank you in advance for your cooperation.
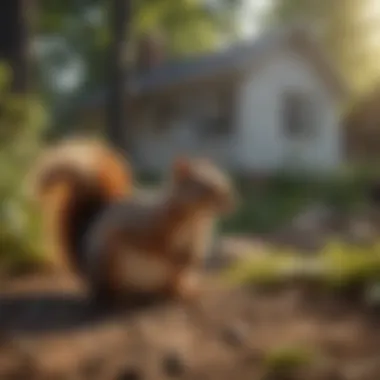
[239,0,272,37]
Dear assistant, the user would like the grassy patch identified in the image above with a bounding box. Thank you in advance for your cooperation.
[225,249,298,287]
[264,345,316,373]
[225,240,380,293]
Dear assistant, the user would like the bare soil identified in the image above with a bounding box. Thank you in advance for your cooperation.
[0,273,379,380]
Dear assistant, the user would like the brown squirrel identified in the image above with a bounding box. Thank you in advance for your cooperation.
[30,138,236,303]
[28,138,133,276]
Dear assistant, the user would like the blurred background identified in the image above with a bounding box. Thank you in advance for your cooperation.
[3,1,380,379]
[3,0,380,272]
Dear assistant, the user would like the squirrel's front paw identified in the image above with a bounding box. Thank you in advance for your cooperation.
[175,271,201,303]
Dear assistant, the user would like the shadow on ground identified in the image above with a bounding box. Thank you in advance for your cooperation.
[0,289,165,335]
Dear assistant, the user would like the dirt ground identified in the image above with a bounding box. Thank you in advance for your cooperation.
[0,273,379,380]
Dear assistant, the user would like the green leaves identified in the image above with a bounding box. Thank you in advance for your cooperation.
[267,0,380,96]
[0,62,47,273]
[133,0,222,56]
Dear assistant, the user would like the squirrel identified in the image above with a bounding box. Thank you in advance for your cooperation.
[28,137,133,276]
[30,138,236,303]
[84,156,237,303]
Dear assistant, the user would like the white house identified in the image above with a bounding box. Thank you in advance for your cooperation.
[80,26,347,176]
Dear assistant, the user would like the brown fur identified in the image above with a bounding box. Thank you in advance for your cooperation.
[88,157,236,302]
[29,138,132,275]
[30,143,235,303]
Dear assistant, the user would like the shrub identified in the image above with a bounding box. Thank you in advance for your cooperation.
[0,63,47,274]
[225,239,380,298]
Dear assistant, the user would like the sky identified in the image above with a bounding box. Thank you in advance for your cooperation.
[239,0,272,37]
[364,0,380,49]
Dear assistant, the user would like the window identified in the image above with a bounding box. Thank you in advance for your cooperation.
[282,91,315,139]
[215,88,235,134]
[198,86,235,137]
[148,99,178,133]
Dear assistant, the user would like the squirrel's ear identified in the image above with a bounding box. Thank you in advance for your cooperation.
[173,156,191,180]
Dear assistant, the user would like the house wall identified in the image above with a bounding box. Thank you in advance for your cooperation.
[133,48,342,175]
[133,94,240,173]
[235,49,342,174]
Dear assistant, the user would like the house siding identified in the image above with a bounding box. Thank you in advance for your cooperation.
[236,49,342,174]
[237,51,342,172]
[133,103,239,173]
[133,48,342,175]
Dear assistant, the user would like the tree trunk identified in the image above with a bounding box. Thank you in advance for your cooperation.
[0,0,35,93]
[106,0,132,152]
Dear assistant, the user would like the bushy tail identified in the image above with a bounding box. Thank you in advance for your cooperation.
[28,138,132,275]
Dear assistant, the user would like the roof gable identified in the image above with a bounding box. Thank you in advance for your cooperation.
[82,26,347,110]
[131,26,346,96]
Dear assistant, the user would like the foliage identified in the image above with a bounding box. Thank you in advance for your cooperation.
[264,345,315,373]
[0,64,47,273]
[37,0,243,138]
[220,169,373,234]
[40,0,233,62]
[225,239,380,295]
[265,0,380,96]
[38,0,240,105]
[134,0,218,57]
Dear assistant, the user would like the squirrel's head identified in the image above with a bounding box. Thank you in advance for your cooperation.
[171,156,237,215]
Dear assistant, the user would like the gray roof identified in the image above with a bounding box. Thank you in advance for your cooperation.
[129,30,284,93]
[82,25,346,109]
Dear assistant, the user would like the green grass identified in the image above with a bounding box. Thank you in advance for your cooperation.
[264,345,316,373]
[225,240,380,292]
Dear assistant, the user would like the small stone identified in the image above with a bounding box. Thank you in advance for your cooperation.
[116,367,142,380]
[221,321,249,347]
[162,351,186,377]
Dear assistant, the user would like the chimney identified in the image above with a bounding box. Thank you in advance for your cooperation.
[135,32,165,73]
